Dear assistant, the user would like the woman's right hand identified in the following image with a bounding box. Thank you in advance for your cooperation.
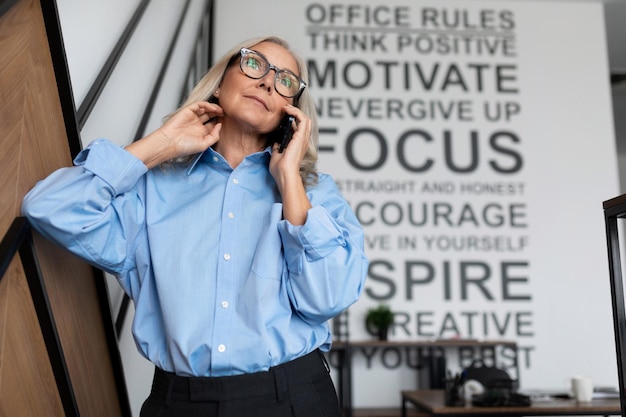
[126,101,223,169]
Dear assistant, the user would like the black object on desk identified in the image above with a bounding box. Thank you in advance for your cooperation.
[329,339,519,417]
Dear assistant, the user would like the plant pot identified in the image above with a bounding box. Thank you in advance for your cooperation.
[377,326,389,341]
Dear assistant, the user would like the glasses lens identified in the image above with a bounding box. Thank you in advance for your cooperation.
[275,71,301,98]
[240,50,268,79]
[239,48,304,98]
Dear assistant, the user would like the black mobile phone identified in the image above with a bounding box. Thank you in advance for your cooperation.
[273,114,295,153]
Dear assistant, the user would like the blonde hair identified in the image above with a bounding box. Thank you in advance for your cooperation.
[172,36,318,186]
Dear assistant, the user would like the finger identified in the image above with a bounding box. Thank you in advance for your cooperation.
[197,100,223,115]
[203,122,222,143]
[293,117,311,138]
[196,102,224,124]
[283,103,302,118]
[198,113,212,124]
[283,104,308,130]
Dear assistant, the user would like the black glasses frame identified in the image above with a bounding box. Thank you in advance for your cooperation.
[239,47,306,99]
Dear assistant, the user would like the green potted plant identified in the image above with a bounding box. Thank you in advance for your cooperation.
[366,304,394,341]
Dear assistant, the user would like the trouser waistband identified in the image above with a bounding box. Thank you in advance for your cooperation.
[151,349,328,403]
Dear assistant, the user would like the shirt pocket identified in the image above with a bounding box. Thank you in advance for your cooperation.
[250,203,284,281]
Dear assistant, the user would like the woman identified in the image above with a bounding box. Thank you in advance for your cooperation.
[22,36,368,417]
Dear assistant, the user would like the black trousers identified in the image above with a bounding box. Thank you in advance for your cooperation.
[139,350,342,417]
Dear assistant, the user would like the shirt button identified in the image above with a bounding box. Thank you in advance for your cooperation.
[223,253,231,261]
[233,178,239,184]
[228,212,235,219]
[213,156,219,162]
[221,301,229,308]
[218,344,226,352]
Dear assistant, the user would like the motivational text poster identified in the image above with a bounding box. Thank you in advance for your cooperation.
[215,0,619,406]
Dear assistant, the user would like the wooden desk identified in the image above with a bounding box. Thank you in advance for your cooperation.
[401,390,622,417]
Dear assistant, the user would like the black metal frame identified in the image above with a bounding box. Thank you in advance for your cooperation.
[612,73,626,86]
[133,0,191,141]
[0,217,80,417]
[76,0,151,130]
[604,193,626,417]
[0,0,18,17]
[40,0,82,158]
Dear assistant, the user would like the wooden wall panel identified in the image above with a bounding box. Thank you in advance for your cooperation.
[35,235,123,417]
[0,259,63,416]
[0,0,124,416]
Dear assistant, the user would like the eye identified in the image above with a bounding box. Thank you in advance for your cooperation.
[245,56,261,70]
[278,74,294,88]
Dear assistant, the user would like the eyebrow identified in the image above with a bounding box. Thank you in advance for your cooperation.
[249,48,300,75]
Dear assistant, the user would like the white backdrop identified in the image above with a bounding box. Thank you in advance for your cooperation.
[214,0,620,407]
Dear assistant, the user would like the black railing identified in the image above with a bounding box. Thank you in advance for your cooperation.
[0,0,19,18]
[612,73,626,86]
[133,0,192,141]
[40,0,82,158]
[0,217,80,417]
[76,0,151,131]
[179,0,214,105]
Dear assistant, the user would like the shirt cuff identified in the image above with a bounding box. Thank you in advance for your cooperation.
[74,139,148,194]
[279,206,347,273]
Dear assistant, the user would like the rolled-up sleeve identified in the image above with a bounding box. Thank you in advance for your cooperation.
[21,139,148,276]
[278,174,368,323]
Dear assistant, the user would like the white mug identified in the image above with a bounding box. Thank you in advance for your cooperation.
[571,376,593,402]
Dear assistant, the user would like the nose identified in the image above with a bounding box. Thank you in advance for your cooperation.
[257,68,276,93]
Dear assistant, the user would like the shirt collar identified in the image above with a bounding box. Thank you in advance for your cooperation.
[186,146,272,176]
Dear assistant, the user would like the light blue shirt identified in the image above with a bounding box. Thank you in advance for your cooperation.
[22,138,368,377]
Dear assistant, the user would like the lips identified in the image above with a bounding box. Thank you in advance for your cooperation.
[245,95,268,110]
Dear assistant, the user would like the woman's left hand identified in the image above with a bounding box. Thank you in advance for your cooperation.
[269,104,313,225]
[269,104,310,186]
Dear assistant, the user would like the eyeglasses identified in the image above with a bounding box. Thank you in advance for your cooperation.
[239,48,306,99]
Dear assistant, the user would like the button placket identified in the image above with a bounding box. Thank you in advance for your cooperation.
[211,171,243,366]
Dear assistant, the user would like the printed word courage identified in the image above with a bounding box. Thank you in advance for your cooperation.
[353,200,527,228]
